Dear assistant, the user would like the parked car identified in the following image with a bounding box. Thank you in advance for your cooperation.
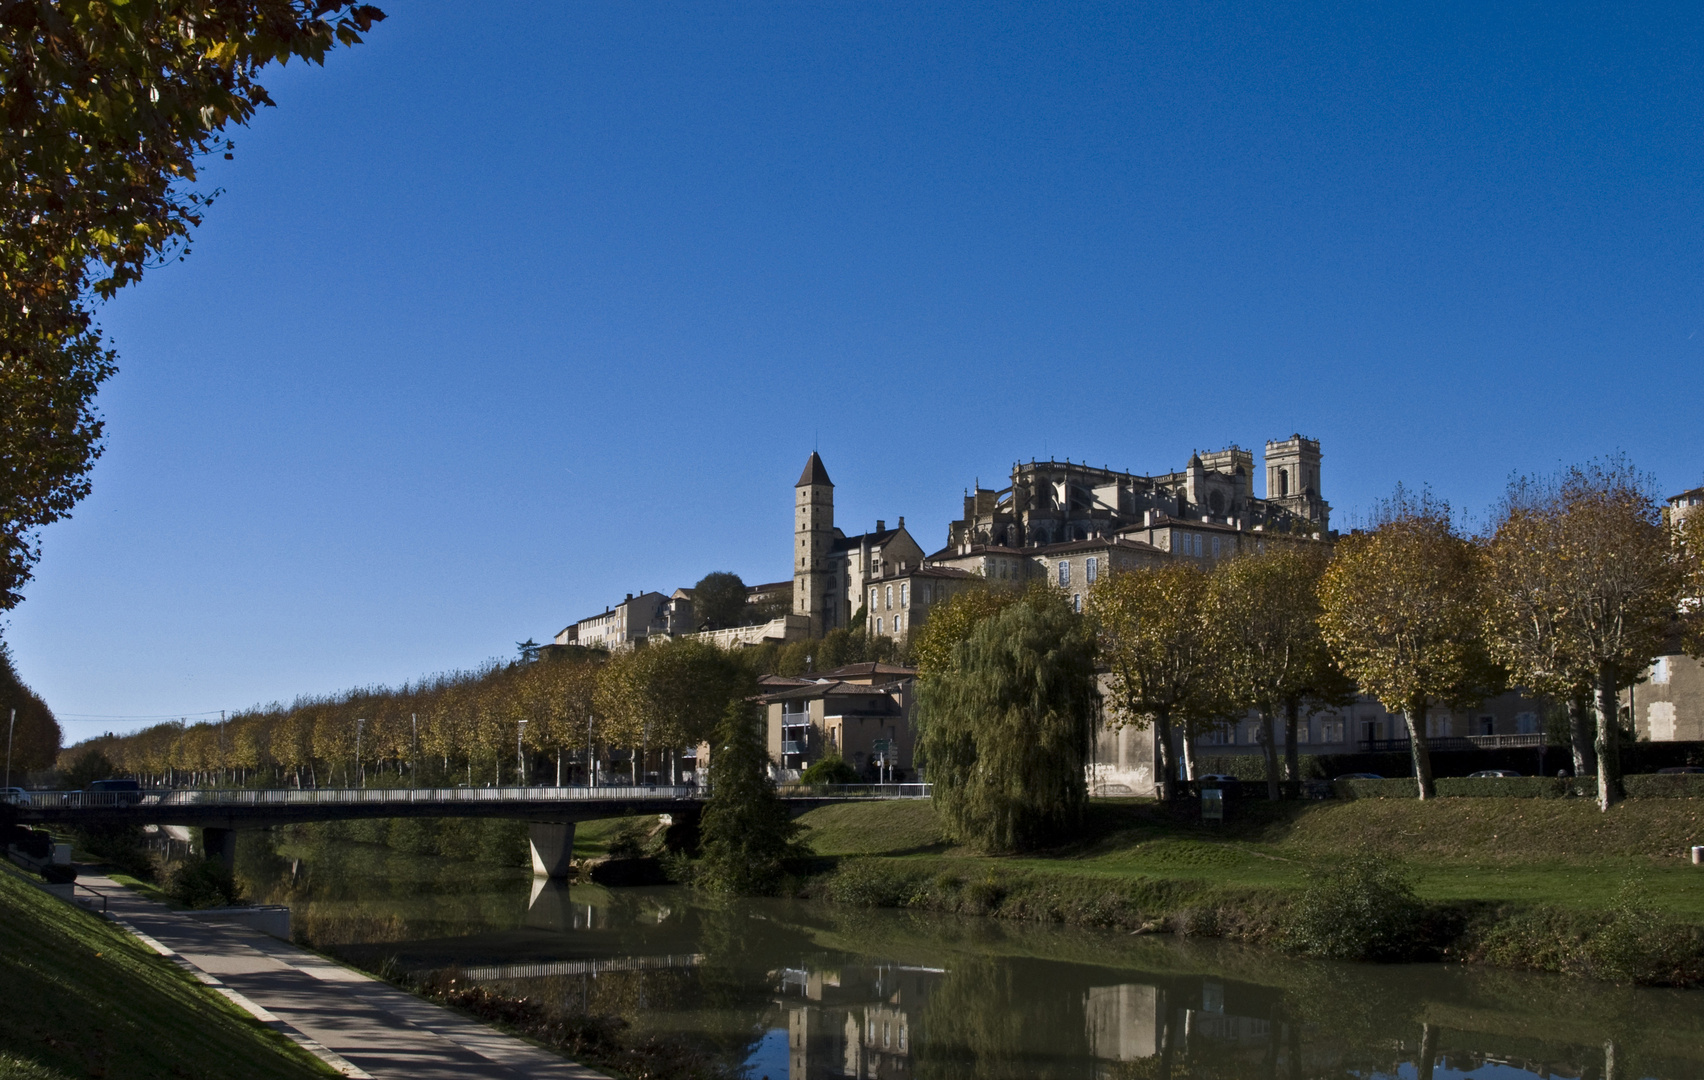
[0,787,29,805]
[1334,772,1383,781]
[1656,766,1704,775]
[1467,769,1522,778]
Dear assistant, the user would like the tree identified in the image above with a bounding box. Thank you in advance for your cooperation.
[1487,461,1684,810]
[910,586,1019,677]
[1,1,384,608]
[691,572,748,630]
[1211,546,1348,799]
[597,638,750,783]
[698,701,799,894]
[0,640,60,774]
[1318,489,1497,799]
[1483,476,1602,776]
[1088,563,1220,803]
[914,588,1097,852]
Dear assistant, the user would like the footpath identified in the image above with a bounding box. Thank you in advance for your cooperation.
[75,871,605,1080]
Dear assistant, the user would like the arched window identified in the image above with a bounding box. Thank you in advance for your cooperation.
[1278,468,1290,497]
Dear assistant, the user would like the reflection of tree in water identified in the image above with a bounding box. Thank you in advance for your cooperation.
[238,830,532,947]
[914,958,1089,1080]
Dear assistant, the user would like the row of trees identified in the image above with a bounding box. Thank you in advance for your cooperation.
[65,637,761,790]
[913,459,1701,851]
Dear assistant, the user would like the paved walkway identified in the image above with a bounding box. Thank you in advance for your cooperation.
[76,873,605,1080]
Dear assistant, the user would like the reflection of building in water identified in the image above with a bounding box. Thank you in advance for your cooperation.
[1085,983,1163,1060]
[779,963,940,1079]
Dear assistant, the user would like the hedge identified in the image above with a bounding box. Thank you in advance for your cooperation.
[1333,778,1419,799]
[1622,774,1704,799]
[1433,777,1591,799]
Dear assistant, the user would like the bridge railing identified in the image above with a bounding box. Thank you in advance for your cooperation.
[9,786,699,810]
[775,783,932,799]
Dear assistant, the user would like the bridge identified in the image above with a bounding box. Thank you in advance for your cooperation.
[4,784,931,879]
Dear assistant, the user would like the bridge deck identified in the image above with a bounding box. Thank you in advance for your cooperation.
[5,784,931,827]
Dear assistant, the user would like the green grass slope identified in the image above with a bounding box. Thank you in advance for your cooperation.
[798,797,1704,918]
[0,867,336,1080]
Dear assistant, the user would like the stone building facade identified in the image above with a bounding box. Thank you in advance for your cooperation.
[792,452,926,636]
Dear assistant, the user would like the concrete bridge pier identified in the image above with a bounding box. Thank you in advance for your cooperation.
[527,821,575,879]
[201,826,238,871]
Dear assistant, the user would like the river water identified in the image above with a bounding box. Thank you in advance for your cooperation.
[241,837,1704,1079]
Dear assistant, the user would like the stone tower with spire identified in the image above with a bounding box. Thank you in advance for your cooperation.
[794,452,836,637]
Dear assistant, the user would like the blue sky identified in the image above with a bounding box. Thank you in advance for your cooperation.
[13,1,1704,735]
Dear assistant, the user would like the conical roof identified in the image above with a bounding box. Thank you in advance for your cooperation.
[796,451,833,487]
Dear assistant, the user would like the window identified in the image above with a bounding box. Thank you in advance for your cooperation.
[1085,556,1099,584]
[1211,535,1221,557]
[1279,468,1290,496]
[1653,657,1671,685]
[885,585,893,609]
[869,587,877,611]
[1516,711,1539,735]
[1479,715,1495,736]
[894,613,902,632]
[1072,593,1082,613]
[900,583,909,607]
[1058,561,1071,586]
[876,617,883,634]
[920,583,931,604]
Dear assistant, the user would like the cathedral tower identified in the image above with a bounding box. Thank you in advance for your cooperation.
[1264,434,1330,530]
[794,452,835,637]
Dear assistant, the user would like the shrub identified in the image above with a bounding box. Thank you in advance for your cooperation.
[1283,850,1424,961]
[799,755,860,785]
[825,860,921,908]
[1582,885,1704,985]
[165,856,243,909]
[1623,773,1704,798]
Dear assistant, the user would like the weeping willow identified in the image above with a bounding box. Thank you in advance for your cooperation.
[916,592,1097,853]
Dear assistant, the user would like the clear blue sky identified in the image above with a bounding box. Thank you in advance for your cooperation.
[13,1,1704,736]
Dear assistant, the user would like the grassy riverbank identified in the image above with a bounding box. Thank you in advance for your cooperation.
[0,865,336,1080]
[789,797,1704,984]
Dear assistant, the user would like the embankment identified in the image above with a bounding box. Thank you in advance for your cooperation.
[0,864,336,1079]
[790,797,1704,985]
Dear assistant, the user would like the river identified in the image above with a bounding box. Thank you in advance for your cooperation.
[239,835,1704,1079]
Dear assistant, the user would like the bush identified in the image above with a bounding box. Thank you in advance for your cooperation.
[1282,850,1424,961]
[799,756,860,785]
[1333,778,1418,799]
[165,857,243,909]
[1583,885,1704,985]
[1623,773,1704,798]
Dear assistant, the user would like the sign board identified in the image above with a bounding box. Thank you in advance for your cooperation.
[1201,787,1224,822]
[871,738,892,754]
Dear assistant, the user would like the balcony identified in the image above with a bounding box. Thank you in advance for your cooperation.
[1360,733,1546,753]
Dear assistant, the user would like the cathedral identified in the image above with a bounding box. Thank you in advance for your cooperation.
[792,437,1334,645]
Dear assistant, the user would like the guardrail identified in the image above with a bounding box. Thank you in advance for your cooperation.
[3,782,931,810]
[1360,734,1548,753]
[776,783,932,799]
[4,785,698,810]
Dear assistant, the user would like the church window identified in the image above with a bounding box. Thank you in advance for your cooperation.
[1058,561,1070,586]
[1085,556,1098,584]
[1279,468,1290,497]
[900,583,909,607]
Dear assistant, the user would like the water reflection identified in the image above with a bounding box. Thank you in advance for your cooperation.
[240,834,1704,1080]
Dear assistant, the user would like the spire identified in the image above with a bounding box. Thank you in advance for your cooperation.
[796,451,833,487]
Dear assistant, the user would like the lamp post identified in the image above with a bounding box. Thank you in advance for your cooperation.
[355,718,366,788]
[587,714,595,788]
[5,708,14,789]
[516,719,528,787]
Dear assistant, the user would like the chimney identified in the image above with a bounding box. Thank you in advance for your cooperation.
[897,516,905,529]
[876,519,886,533]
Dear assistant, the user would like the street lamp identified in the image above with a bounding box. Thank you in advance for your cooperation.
[355,718,366,788]
[516,719,528,787]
